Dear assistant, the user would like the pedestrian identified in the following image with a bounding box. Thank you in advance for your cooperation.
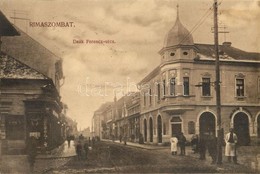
[79,134,84,141]
[191,134,199,153]
[207,132,217,164]
[92,136,96,147]
[139,133,144,144]
[76,141,83,160]
[225,128,238,164]
[119,134,122,143]
[198,133,207,160]
[112,134,115,142]
[83,140,89,160]
[178,132,186,155]
[170,134,178,155]
[27,136,37,173]
[67,136,71,148]
[123,134,127,145]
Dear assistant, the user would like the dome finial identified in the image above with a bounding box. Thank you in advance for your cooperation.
[176,4,179,19]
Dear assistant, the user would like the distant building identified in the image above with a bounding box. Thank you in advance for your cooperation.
[127,92,141,142]
[92,102,113,139]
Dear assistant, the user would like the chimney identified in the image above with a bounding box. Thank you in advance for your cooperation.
[222,42,231,47]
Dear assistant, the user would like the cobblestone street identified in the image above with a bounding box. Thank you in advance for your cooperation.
[47,141,258,173]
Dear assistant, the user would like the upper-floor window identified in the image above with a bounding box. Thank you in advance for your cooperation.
[183,77,189,96]
[157,83,161,101]
[236,78,244,97]
[202,78,211,96]
[143,92,146,106]
[149,88,152,105]
[163,80,166,96]
[258,77,260,98]
[170,78,176,96]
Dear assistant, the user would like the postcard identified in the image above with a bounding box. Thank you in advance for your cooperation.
[0,0,259,173]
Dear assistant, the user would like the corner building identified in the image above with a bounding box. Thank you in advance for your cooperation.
[138,10,260,145]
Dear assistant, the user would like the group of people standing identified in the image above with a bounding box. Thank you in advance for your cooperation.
[170,128,239,165]
[73,134,100,160]
[170,132,187,156]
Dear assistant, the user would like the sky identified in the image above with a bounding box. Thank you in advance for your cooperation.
[0,0,259,130]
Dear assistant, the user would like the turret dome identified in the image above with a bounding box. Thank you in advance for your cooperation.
[164,8,194,48]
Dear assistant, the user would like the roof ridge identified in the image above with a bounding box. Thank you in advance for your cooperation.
[0,53,49,79]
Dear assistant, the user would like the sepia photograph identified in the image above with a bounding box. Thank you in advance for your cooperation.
[0,0,259,173]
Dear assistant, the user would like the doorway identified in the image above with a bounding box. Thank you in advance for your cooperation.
[199,112,216,135]
[157,115,162,143]
[144,119,147,142]
[149,117,153,142]
[234,112,250,145]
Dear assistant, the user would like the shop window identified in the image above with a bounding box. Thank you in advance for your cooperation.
[5,115,25,140]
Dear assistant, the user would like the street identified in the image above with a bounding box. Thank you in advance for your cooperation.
[46,141,256,173]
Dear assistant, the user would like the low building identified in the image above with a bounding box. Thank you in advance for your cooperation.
[92,102,113,139]
[126,92,141,142]
[0,10,65,154]
[0,54,63,153]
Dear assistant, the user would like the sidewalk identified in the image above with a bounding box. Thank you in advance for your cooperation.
[37,140,77,159]
[102,139,169,150]
[0,141,77,173]
[34,140,77,173]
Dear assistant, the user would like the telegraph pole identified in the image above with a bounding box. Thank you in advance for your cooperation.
[214,0,223,164]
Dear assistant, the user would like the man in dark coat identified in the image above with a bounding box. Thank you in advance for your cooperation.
[199,133,207,160]
[207,132,217,164]
[178,132,186,155]
[27,136,37,173]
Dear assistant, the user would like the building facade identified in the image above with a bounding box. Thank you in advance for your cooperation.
[0,10,65,154]
[93,8,260,146]
[138,10,260,145]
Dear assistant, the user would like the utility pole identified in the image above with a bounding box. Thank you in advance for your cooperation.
[214,0,223,164]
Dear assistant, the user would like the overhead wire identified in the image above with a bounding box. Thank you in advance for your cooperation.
[178,0,224,45]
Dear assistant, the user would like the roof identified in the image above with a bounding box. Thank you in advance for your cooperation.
[195,43,260,61]
[0,53,47,79]
[94,102,113,113]
[1,26,62,80]
[163,11,193,48]
[138,66,160,85]
[0,10,20,36]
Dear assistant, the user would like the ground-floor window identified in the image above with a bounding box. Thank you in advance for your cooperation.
[5,115,25,140]
[257,115,260,138]
[170,116,182,136]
